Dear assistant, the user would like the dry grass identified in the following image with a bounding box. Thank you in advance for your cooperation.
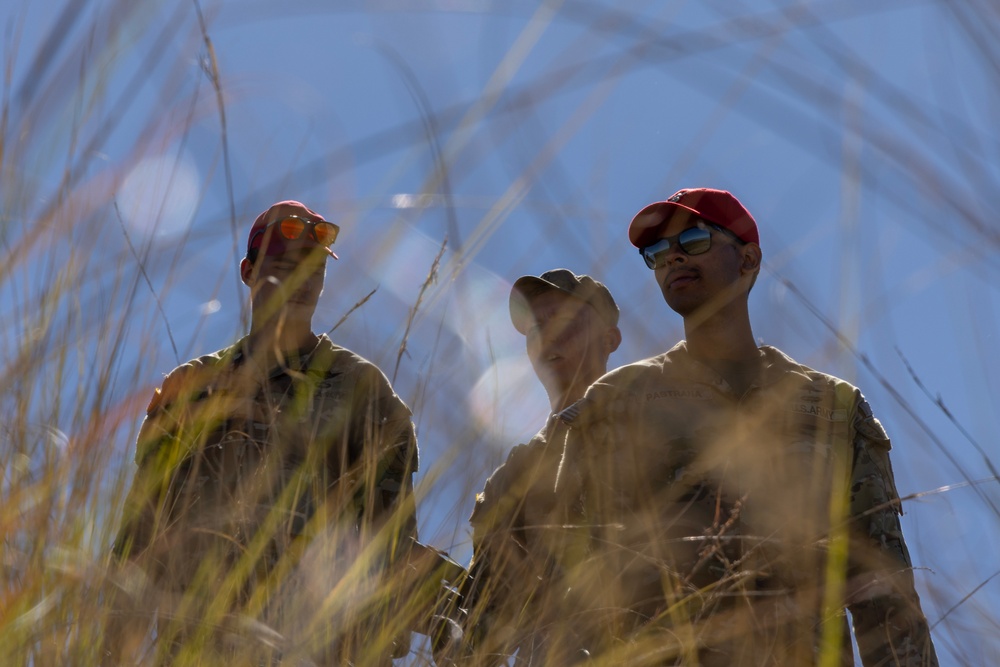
[1,1,998,665]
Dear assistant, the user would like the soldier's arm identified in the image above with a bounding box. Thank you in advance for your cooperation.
[350,363,420,550]
[113,360,225,564]
[461,446,534,660]
[112,368,193,563]
[104,366,206,665]
[846,398,938,667]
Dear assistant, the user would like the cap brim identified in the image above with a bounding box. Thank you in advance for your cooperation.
[509,275,578,334]
[628,200,703,248]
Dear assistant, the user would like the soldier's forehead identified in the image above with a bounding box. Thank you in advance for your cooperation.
[530,291,588,316]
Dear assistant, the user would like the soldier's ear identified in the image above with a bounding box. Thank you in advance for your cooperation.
[604,326,622,355]
[240,257,254,287]
[741,243,762,275]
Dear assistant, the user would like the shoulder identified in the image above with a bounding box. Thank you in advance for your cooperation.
[314,338,411,403]
[483,426,550,484]
[315,337,395,385]
[314,336,376,373]
[760,345,862,402]
[505,430,551,469]
[591,350,675,395]
[472,434,548,522]
[147,340,243,415]
[596,341,703,388]
[760,346,889,439]
[611,347,679,380]
[560,350,675,428]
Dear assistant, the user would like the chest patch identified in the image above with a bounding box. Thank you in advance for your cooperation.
[645,388,708,401]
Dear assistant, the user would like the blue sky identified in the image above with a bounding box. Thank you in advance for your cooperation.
[3,1,999,663]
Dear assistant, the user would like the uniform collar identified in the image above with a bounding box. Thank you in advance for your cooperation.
[231,333,332,377]
[667,340,812,392]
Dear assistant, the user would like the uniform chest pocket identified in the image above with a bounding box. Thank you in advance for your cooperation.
[738,410,850,542]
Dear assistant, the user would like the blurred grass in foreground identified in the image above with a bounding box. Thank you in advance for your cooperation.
[2,1,999,665]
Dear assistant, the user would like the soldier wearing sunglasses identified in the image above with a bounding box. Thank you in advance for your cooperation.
[554,189,938,666]
[457,269,621,665]
[108,201,422,665]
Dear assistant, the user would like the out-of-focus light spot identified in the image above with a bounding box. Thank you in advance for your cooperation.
[391,193,444,209]
[42,426,69,452]
[2,424,71,490]
[200,299,221,315]
[445,268,519,358]
[118,153,199,240]
[392,194,416,209]
[469,355,548,448]
[368,224,448,305]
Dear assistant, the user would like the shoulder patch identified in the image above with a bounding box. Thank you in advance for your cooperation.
[855,400,890,443]
[856,415,890,444]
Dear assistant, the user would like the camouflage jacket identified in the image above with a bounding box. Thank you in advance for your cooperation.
[556,341,937,667]
[114,335,419,614]
[464,416,581,664]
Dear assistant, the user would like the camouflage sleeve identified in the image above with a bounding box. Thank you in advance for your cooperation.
[462,445,534,660]
[112,412,161,561]
[351,362,420,547]
[114,354,243,568]
[846,398,938,667]
[470,444,533,551]
[112,366,199,562]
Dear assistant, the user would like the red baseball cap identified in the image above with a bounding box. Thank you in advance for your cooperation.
[246,200,339,260]
[628,188,759,248]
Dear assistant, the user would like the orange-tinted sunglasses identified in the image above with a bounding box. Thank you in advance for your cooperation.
[250,216,340,252]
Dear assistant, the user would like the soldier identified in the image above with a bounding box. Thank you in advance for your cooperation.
[461,269,621,665]
[556,189,938,666]
[108,201,421,665]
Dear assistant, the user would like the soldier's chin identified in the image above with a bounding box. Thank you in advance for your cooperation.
[269,301,316,323]
[285,297,313,308]
[535,367,575,395]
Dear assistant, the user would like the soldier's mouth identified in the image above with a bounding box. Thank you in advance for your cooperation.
[667,271,699,289]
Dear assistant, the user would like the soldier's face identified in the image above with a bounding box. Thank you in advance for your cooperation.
[525,291,610,396]
[246,246,327,323]
[652,213,746,318]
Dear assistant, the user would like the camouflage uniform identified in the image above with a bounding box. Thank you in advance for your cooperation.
[464,416,587,665]
[112,334,419,665]
[556,341,937,667]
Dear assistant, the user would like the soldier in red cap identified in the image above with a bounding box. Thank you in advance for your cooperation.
[555,189,938,666]
[108,201,421,665]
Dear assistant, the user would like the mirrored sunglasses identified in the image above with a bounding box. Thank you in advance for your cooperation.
[640,223,733,269]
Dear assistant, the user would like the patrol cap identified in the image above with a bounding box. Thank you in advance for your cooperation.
[509,268,620,335]
[628,188,759,248]
[246,200,339,261]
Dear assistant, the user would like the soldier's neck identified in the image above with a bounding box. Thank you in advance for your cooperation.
[246,321,320,369]
[683,304,758,362]
[547,376,598,415]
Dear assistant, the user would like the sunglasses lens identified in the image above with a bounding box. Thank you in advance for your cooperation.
[312,221,339,246]
[279,217,306,241]
[678,227,712,255]
[641,238,673,269]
